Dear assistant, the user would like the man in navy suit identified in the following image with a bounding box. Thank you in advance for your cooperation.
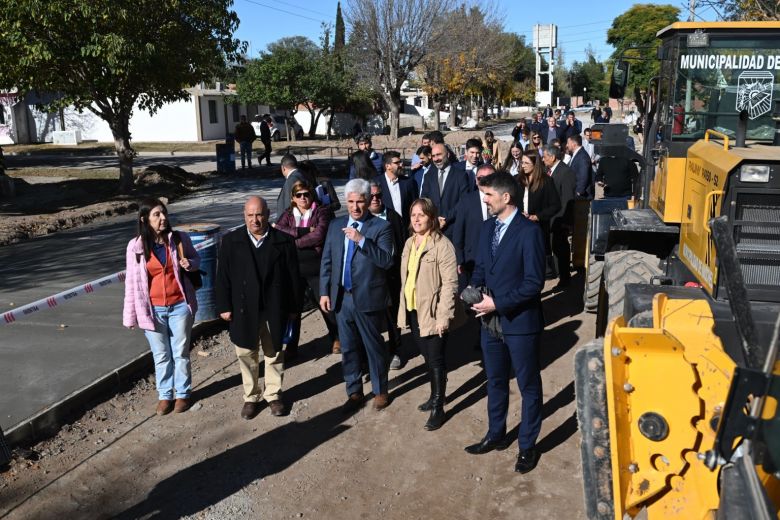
[464,171,546,474]
[452,164,495,292]
[376,151,417,229]
[566,134,593,199]
[459,138,483,190]
[420,143,470,241]
[320,179,395,412]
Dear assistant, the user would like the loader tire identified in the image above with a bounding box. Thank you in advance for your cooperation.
[584,255,603,313]
[574,339,613,519]
[596,250,662,337]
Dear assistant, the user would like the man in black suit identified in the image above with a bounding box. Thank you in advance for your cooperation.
[320,179,395,412]
[420,143,470,241]
[459,138,483,190]
[464,172,546,474]
[276,154,306,218]
[542,144,577,287]
[216,196,302,419]
[376,150,417,229]
[368,179,406,370]
[566,134,593,199]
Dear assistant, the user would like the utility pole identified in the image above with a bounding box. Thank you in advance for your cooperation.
[688,0,696,21]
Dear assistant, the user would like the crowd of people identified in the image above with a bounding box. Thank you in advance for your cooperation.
[123,109,630,475]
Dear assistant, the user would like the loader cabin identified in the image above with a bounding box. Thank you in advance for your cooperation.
[610,22,780,304]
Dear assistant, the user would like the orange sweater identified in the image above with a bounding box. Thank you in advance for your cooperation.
[147,251,184,306]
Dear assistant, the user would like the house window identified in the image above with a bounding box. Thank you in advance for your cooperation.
[208,100,218,124]
[232,104,240,122]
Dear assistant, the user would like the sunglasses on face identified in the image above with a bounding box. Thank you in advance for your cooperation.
[294,192,311,199]
[370,193,383,199]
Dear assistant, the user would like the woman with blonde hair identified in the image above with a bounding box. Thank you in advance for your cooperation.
[398,198,463,431]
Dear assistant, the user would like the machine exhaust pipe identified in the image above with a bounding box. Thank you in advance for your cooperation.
[736,110,747,148]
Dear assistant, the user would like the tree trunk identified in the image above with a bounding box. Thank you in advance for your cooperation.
[109,115,134,194]
[448,96,459,129]
[389,101,400,139]
[326,108,335,140]
[432,98,441,131]
[307,107,318,137]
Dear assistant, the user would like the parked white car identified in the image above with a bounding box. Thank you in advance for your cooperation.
[269,115,304,141]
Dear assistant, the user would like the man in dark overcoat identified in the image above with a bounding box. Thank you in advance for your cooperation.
[216,196,302,419]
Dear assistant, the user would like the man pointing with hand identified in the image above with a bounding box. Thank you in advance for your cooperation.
[320,179,395,413]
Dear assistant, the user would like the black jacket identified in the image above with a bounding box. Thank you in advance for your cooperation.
[216,226,302,351]
[419,162,471,240]
[550,161,577,227]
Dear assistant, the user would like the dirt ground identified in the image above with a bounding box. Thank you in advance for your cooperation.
[0,273,593,519]
[0,165,208,246]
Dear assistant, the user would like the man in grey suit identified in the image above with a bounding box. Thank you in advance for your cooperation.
[276,154,306,218]
[542,144,577,287]
[320,178,395,412]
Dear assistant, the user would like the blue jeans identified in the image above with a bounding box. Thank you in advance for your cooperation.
[144,301,194,400]
[239,141,252,167]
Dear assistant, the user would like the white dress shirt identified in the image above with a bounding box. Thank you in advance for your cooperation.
[247,228,269,248]
[385,173,403,217]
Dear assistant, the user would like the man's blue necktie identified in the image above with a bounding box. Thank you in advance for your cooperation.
[343,222,359,291]
[491,220,504,258]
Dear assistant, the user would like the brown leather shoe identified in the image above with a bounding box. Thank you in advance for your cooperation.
[332,340,341,355]
[156,400,174,416]
[240,401,261,420]
[173,398,191,413]
[268,400,286,417]
[373,393,390,411]
[342,392,364,413]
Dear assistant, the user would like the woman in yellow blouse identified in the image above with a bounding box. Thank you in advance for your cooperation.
[398,198,462,431]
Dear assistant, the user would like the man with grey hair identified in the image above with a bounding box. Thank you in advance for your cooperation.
[320,178,395,412]
[541,144,576,287]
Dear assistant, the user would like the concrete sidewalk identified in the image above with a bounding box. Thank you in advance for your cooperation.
[0,162,344,446]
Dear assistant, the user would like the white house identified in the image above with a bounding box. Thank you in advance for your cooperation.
[1,85,274,145]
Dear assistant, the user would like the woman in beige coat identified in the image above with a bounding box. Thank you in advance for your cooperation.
[398,198,463,431]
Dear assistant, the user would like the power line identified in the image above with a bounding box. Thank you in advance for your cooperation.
[239,0,327,24]
[273,0,333,18]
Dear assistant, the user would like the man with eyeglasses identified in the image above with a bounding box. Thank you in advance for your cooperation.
[368,180,406,370]
[376,151,417,229]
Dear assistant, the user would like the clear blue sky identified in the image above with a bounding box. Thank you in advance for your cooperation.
[233,0,719,66]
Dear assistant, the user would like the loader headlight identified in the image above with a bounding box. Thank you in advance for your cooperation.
[740,164,770,183]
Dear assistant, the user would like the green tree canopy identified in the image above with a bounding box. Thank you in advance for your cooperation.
[0,0,244,192]
[237,36,348,137]
[607,3,680,95]
[570,49,608,102]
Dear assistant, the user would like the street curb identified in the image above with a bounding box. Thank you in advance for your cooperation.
[4,319,224,448]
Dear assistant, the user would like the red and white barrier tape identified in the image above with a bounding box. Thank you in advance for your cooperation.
[1,224,243,326]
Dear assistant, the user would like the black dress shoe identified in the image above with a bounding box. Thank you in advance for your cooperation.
[464,436,510,455]
[514,448,540,473]
[240,402,261,420]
